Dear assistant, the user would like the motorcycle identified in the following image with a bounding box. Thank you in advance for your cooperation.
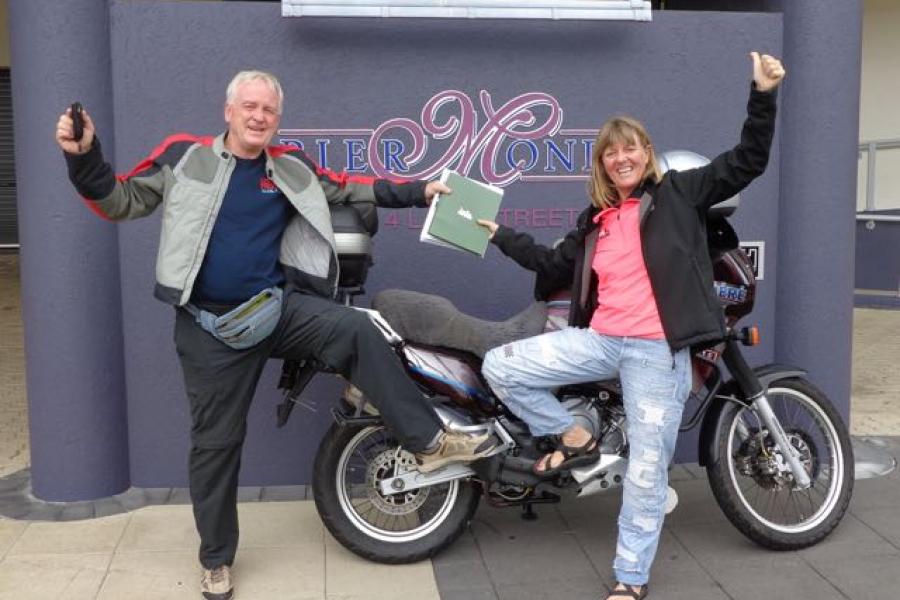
[276,159,854,564]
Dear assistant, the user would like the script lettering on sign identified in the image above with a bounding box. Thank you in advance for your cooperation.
[278,89,596,187]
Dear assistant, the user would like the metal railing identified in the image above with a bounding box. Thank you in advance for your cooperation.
[857,138,900,222]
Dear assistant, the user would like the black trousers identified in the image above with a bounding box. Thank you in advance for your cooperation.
[173,290,443,568]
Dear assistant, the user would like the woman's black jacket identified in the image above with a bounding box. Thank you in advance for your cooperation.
[490,85,777,352]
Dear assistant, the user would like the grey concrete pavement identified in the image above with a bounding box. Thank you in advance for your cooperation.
[434,446,900,600]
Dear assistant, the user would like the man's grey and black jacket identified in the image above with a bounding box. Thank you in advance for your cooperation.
[65,132,427,305]
[490,85,777,352]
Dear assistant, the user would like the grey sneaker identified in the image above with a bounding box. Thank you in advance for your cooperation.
[415,430,497,473]
[201,565,233,600]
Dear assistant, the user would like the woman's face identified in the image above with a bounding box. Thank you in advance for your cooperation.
[601,135,650,198]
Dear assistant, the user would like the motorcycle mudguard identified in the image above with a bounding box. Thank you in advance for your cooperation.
[696,364,807,467]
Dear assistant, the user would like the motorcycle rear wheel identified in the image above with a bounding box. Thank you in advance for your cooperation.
[706,377,854,550]
[313,422,480,563]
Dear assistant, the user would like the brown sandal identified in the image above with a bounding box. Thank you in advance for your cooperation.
[605,582,648,600]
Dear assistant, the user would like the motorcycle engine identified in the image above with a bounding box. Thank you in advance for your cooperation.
[560,396,626,455]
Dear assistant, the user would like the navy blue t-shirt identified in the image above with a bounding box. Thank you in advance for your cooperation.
[192,155,292,303]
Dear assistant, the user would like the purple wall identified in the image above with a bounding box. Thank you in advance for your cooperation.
[855,215,900,292]
[28,1,881,498]
[104,3,781,486]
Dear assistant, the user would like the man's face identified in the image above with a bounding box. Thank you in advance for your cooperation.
[224,79,281,158]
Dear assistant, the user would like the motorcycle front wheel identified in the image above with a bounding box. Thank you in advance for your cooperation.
[706,377,854,550]
[312,422,480,563]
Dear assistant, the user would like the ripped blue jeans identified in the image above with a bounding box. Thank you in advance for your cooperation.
[482,328,691,586]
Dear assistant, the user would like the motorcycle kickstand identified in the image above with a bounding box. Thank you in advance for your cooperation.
[521,503,538,521]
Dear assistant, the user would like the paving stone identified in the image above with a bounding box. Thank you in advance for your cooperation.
[471,503,570,540]
[804,552,900,599]
[574,527,692,587]
[707,554,850,600]
[475,532,598,587]
[681,463,707,479]
[432,559,496,594]
[496,575,604,600]
[660,479,729,527]
[635,533,734,600]
[667,464,698,482]
[851,309,900,437]
[665,520,763,566]
[556,490,623,525]
[431,529,481,565]
[847,474,900,510]
[438,589,498,600]
[796,512,898,561]
[851,506,900,548]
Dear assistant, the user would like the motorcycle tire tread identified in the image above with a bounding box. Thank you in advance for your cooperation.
[312,422,481,564]
[705,377,854,551]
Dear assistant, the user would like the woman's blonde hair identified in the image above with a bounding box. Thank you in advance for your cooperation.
[588,116,662,210]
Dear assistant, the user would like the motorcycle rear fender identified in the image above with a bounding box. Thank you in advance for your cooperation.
[696,363,807,467]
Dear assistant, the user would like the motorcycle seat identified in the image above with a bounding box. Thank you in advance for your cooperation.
[372,289,548,359]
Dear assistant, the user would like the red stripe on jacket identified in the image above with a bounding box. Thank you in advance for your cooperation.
[79,134,212,221]
[118,133,214,181]
[269,144,380,186]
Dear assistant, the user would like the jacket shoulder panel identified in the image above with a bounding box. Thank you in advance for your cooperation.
[270,144,378,188]
[268,147,315,195]
[119,133,213,181]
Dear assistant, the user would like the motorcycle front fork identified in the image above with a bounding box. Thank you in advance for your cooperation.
[723,341,812,490]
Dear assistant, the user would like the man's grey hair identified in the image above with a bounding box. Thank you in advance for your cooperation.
[225,70,284,114]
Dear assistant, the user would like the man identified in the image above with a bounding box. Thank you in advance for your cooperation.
[55,70,494,600]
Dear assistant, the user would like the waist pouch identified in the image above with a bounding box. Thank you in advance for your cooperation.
[186,287,283,350]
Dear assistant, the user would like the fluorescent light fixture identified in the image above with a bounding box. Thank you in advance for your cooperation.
[282,0,652,21]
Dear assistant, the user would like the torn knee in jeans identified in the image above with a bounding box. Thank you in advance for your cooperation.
[627,448,661,489]
[615,543,640,567]
[639,404,667,428]
[632,514,658,533]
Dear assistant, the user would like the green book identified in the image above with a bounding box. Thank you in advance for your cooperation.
[420,170,504,257]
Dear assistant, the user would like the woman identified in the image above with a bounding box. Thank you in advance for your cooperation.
[479,52,785,600]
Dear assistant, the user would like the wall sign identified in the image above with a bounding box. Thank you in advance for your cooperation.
[740,241,766,280]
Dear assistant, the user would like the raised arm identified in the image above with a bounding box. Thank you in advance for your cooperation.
[668,52,786,211]
[57,106,172,221]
